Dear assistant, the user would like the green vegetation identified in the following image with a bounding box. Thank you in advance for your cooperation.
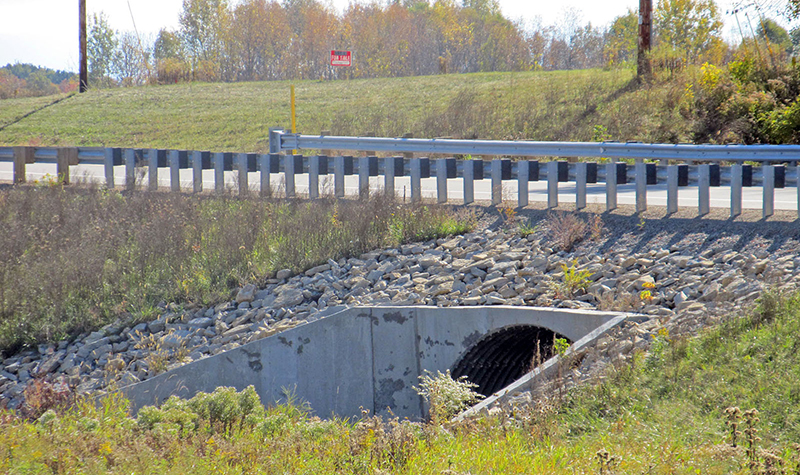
[0,184,474,354]
[3,291,800,473]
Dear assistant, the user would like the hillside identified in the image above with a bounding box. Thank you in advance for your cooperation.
[0,68,696,151]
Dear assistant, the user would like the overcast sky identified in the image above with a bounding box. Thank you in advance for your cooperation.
[0,0,792,72]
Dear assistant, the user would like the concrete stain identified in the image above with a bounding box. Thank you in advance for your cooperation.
[374,378,406,412]
[277,336,293,347]
[461,330,483,349]
[382,312,408,324]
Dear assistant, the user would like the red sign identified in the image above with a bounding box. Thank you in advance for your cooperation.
[330,50,351,67]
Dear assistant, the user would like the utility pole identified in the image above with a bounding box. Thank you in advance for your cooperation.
[637,0,652,81]
[79,0,88,92]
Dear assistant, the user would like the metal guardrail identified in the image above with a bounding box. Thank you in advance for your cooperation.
[1,139,799,218]
[270,130,800,162]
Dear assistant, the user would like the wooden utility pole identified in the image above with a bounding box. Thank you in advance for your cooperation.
[79,0,88,92]
[637,0,652,81]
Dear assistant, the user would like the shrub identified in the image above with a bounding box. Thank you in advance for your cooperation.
[545,212,588,252]
[414,370,483,425]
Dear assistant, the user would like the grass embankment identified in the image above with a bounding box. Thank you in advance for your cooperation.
[0,68,696,150]
[0,184,473,354]
[3,292,799,473]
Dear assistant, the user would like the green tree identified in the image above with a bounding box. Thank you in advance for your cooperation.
[757,18,792,54]
[654,0,724,64]
[154,29,183,61]
[87,12,118,87]
[604,9,638,66]
[179,0,230,71]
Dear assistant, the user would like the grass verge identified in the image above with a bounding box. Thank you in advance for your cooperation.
[0,184,474,355]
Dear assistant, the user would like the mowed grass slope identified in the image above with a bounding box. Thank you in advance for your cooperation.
[0,68,693,151]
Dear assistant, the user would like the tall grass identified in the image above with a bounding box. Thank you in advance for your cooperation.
[0,185,474,354]
[3,291,800,473]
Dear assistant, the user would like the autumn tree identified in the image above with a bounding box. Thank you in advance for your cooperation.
[180,0,231,78]
[654,0,724,64]
[604,9,638,66]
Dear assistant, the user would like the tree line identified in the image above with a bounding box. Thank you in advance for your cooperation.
[2,0,799,98]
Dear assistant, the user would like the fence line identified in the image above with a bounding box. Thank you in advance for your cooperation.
[1,139,799,219]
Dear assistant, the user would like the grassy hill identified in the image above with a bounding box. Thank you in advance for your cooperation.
[0,68,694,152]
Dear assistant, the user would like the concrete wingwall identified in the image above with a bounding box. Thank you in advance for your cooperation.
[122,305,632,420]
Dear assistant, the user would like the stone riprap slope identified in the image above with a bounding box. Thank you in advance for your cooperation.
[1,206,799,411]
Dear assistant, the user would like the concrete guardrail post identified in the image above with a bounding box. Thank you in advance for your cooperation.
[667,165,678,214]
[410,158,422,203]
[576,162,587,210]
[148,149,158,191]
[517,160,529,208]
[698,164,710,216]
[547,161,558,209]
[104,148,115,189]
[334,156,345,198]
[605,162,617,211]
[237,153,248,197]
[763,164,774,218]
[169,150,180,192]
[730,164,742,218]
[436,158,448,204]
[214,152,224,194]
[191,151,203,193]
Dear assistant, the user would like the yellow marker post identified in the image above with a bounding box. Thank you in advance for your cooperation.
[290,85,297,154]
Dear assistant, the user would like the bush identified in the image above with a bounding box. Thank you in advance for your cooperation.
[414,370,483,425]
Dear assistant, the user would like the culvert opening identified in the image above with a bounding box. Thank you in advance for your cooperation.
[450,325,571,397]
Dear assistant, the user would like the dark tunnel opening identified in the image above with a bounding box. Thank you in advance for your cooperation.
[450,325,571,397]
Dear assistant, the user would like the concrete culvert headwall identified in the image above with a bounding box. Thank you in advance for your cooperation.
[451,325,569,397]
[123,306,631,420]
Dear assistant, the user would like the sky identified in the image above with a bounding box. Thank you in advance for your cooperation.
[0,0,791,72]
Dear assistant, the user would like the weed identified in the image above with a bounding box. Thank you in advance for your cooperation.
[724,406,742,448]
[133,329,189,376]
[553,337,570,357]
[550,260,593,299]
[20,377,76,421]
[594,448,620,474]
[414,370,484,425]
[589,214,605,241]
[545,212,588,252]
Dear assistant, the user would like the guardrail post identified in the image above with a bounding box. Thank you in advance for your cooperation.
[237,153,248,197]
[463,160,474,205]
[104,148,115,189]
[125,149,136,190]
[286,154,298,198]
[169,150,180,192]
[57,147,77,185]
[13,147,34,184]
[576,162,587,210]
[547,161,558,209]
[763,164,774,218]
[269,128,282,154]
[796,165,800,220]
[698,164,710,216]
[730,164,742,218]
[334,156,345,198]
[214,152,224,194]
[147,149,158,191]
[410,158,421,203]
[358,156,369,199]
[635,160,646,213]
[309,155,320,199]
[191,151,203,193]
[384,157,395,198]
[436,159,448,204]
[667,165,678,214]
[491,159,502,205]
[517,160,529,208]
[606,162,617,212]
[260,154,272,197]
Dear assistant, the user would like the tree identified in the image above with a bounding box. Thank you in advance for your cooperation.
[154,29,183,61]
[654,0,724,64]
[114,32,151,86]
[87,12,117,86]
[179,0,231,74]
[604,9,638,66]
[757,18,792,54]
